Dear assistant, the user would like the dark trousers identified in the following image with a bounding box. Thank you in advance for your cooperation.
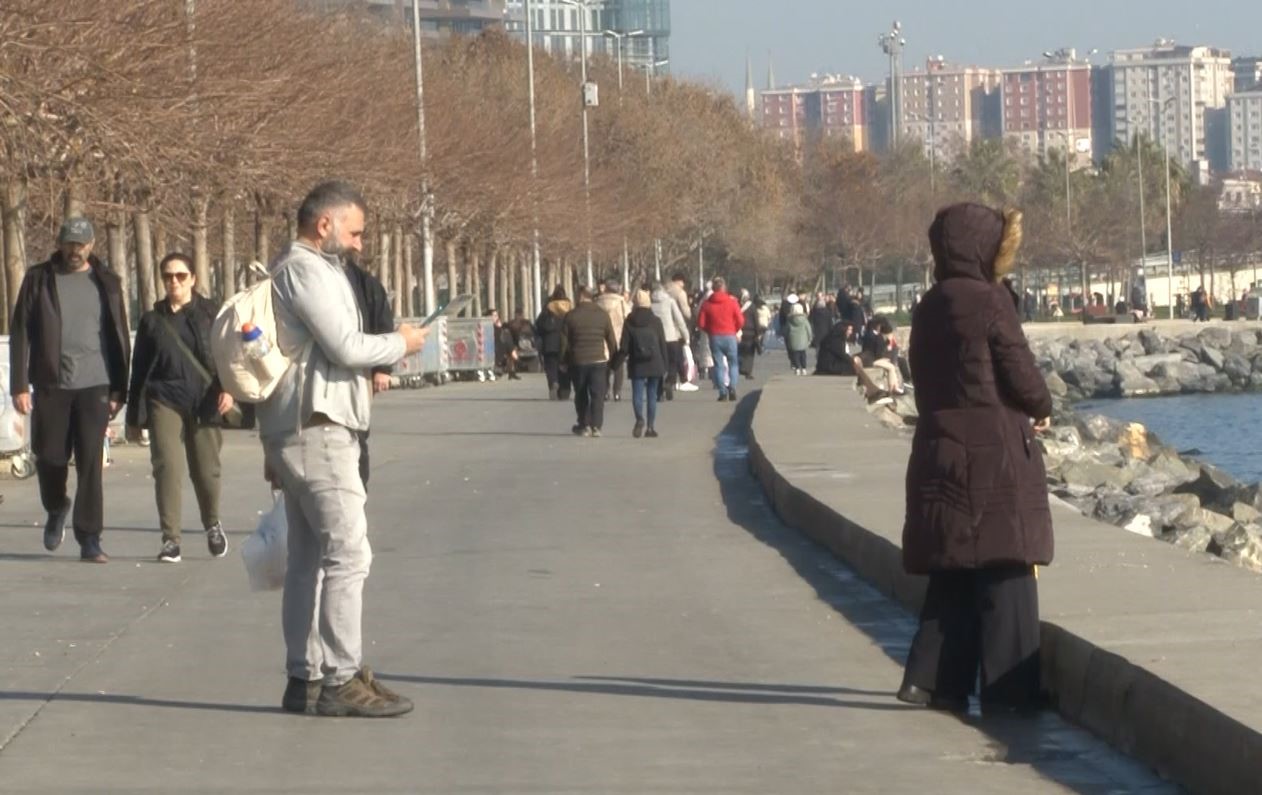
[787,349,807,369]
[543,354,570,398]
[665,341,684,392]
[573,363,608,430]
[605,360,625,398]
[901,566,1041,706]
[31,385,111,542]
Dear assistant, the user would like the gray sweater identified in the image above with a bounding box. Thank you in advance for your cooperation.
[257,241,405,439]
[651,286,689,344]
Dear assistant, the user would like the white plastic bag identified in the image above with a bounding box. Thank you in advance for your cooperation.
[242,492,288,591]
[682,344,698,384]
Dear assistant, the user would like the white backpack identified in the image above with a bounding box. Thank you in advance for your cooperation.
[211,270,292,403]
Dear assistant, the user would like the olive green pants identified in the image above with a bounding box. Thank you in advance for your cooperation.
[148,400,222,543]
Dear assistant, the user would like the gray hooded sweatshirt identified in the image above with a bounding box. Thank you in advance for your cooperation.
[651,286,690,344]
[258,241,405,439]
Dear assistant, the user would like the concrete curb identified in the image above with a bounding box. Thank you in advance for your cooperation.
[748,389,1262,795]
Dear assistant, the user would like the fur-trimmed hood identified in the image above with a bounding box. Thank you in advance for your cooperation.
[546,298,572,317]
[929,203,1023,284]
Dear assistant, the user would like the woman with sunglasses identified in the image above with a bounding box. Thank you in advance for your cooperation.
[125,253,233,562]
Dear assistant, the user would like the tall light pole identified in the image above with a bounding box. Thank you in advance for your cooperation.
[645,51,670,283]
[878,21,906,148]
[412,0,436,315]
[1147,94,1178,317]
[604,28,644,291]
[525,0,542,318]
[559,0,596,287]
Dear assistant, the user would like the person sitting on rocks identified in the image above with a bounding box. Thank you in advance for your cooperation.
[851,317,901,402]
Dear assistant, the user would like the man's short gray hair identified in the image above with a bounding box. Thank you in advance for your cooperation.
[297,180,367,232]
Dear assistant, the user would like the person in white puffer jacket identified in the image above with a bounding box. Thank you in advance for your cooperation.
[650,284,690,400]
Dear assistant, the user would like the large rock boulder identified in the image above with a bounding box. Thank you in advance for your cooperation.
[1138,328,1167,355]
[1199,343,1225,370]
[1061,460,1135,491]
[1131,352,1185,375]
[1198,325,1233,349]
[1044,371,1069,398]
[1208,524,1262,572]
[1223,353,1253,385]
[1174,463,1242,513]
[1113,361,1162,397]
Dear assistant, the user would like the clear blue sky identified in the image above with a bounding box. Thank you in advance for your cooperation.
[670,0,1262,95]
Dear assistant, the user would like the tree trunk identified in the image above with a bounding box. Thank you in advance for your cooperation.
[154,224,169,298]
[0,213,6,332]
[106,213,130,322]
[520,252,530,320]
[445,237,459,304]
[63,177,86,220]
[392,224,405,318]
[222,204,236,296]
[192,194,211,298]
[486,248,498,317]
[563,257,574,302]
[253,205,270,284]
[286,214,298,243]
[133,210,156,312]
[506,249,516,320]
[546,258,557,297]
[498,249,509,319]
[470,245,482,317]
[378,230,391,299]
[3,180,28,331]
[404,233,416,318]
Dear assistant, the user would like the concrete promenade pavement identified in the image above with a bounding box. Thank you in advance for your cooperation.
[751,374,1262,795]
[0,364,1172,792]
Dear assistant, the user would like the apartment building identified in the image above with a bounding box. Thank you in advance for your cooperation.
[1229,90,1262,172]
[999,56,1093,168]
[1109,41,1233,171]
[897,57,1001,161]
[505,0,670,71]
[760,75,868,153]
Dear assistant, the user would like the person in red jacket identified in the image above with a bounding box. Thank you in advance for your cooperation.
[696,277,745,402]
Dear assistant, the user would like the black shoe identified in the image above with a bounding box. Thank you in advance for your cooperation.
[716,392,728,402]
[728,389,738,401]
[206,523,228,558]
[282,677,322,715]
[44,501,70,551]
[572,424,586,436]
[645,428,659,438]
[896,683,968,713]
[79,536,109,564]
[158,540,182,563]
[633,420,644,438]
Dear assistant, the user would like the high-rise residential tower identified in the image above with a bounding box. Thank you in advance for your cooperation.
[1107,41,1233,171]
[1000,51,1093,168]
[898,57,1001,162]
[505,0,670,73]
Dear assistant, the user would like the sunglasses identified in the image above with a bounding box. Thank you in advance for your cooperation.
[161,271,191,282]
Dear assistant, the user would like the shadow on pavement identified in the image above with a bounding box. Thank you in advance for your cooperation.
[375,673,914,711]
[712,388,1178,795]
[0,691,279,715]
[572,675,889,697]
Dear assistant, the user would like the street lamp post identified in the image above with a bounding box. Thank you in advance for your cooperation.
[644,50,669,283]
[524,0,543,319]
[877,21,906,148]
[603,28,644,292]
[1146,94,1178,318]
[411,0,436,315]
[559,0,596,287]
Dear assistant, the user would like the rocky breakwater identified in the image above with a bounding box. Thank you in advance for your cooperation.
[863,379,1262,573]
[1032,325,1262,400]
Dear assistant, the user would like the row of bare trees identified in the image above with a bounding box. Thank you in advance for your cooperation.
[4,1,1259,333]
[0,0,787,332]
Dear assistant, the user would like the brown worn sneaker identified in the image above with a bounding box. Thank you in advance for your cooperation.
[282,677,321,715]
[358,666,403,703]
[316,669,414,717]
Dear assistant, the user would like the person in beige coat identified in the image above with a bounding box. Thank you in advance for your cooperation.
[594,280,631,401]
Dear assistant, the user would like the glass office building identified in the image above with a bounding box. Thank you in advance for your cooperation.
[505,0,670,73]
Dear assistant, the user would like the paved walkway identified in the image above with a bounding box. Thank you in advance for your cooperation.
[0,363,1172,792]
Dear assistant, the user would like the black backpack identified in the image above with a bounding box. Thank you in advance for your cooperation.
[627,323,658,364]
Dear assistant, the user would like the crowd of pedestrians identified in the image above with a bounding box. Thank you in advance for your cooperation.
[5,185,1052,722]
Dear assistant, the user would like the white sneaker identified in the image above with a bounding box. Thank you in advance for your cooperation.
[677,382,700,392]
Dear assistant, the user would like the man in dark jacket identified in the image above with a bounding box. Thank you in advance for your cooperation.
[343,253,394,488]
[9,218,130,563]
[560,286,619,437]
[808,295,836,350]
[898,203,1053,714]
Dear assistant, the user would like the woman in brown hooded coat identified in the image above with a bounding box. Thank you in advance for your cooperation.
[897,203,1054,713]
